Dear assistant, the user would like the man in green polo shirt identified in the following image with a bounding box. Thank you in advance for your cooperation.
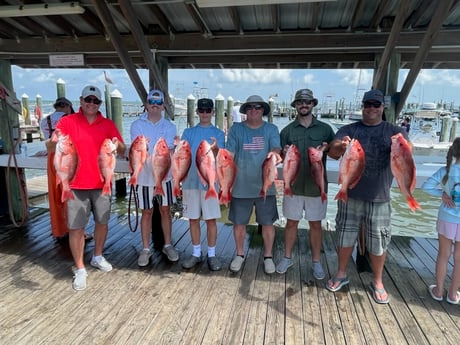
[276,89,335,279]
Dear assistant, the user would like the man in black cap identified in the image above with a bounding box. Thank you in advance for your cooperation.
[326,89,407,304]
[181,98,225,271]
[276,89,335,280]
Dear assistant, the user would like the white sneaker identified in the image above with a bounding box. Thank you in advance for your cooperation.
[90,256,113,272]
[264,258,276,274]
[138,249,152,267]
[72,269,88,291]
[230,256,245,272]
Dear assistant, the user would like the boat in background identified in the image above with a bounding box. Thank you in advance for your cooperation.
[402,102,454,156]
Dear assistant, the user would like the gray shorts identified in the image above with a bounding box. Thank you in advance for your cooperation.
[67,189,111,230]
[229,196,279,225]
[335,198,391,256]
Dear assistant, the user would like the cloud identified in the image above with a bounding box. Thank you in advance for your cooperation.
[335,69,373,87]
[221,69,291,84]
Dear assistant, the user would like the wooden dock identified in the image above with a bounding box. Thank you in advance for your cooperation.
[0,208,459,344]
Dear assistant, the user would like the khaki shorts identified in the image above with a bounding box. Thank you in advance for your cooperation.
[182,189,221,220]
[282,194,327,222]
[67,189,111,229]
[335,198,391,256]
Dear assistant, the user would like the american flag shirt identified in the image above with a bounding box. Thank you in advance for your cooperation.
[226,121,280,198]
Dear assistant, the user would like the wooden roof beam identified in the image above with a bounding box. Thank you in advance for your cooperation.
[90,0,147,103]
[397,0,457,115]
[372,0,410,89]
[229,7,243,34]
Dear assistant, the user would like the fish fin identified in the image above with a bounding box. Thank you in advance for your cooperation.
[154,183,164,197]
[284,187,293,196]
[173,183,181,197]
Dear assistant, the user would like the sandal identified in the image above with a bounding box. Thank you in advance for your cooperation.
[326,275,349,292]
[446,291,460,305]
[428,285,443,302]
[369,282,389,304]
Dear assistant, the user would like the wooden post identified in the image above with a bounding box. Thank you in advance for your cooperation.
[22,93,30,126]
[105,84,112,120]
[450,118,458,142]
[268,97,275,123]
[215,94,224,131]
[110,89,123,135]
[187,94,195,128]
[56,78,66,98]
[0,59,27,221]
[227,96,234,131]
[441,116,451,142]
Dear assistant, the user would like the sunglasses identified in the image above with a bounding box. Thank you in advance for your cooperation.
[148,99,164,106]
[83,96,102,105]
[247,104,263,110]
[295,99,313,106]
[56,102,70,108]
[198,108,212,113]
[363,101,382,108]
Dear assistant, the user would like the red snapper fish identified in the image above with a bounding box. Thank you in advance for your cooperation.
[152,137,172,197]
[260,152,279,200]
[391,132,421,211]
[99,138,118,196]
[308,146,327,203]
[128,135,149,186]
[335,138,365,203]
[196,140,218,200]
[54,132,78,202]
[282,144,301,196]
[171,139,192,197]
[216,148,237,207]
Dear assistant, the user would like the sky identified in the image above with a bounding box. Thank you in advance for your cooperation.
[11,66,460,109]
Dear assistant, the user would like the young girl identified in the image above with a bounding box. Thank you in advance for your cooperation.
[422,137,460,304]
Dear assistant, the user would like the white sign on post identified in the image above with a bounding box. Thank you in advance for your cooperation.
[49,54,85,67]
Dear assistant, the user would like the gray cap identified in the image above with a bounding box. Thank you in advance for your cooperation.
[239,95,270,116]
[290,89,318,107]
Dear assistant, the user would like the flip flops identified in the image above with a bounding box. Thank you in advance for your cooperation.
[428,285,443,302]
[326,276,349,292]
[446,291,460,305]
[369,282,390,304]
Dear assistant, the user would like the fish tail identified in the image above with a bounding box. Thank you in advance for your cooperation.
[128,175,137,186]
[205,187,218,200]
[154,183,164,197]
[219,190,231,207]
[173,183,181,197]
[102,184,111,196]
[61,189,74,203]
[407,196,422,212]
[284,186,293,197]
[334,189,348,203]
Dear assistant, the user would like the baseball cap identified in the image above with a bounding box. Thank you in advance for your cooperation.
[81,85,102,100]
[362,89,384,103]
[53,97,72,109]
[197,98,214,109]
[147,89,164,101]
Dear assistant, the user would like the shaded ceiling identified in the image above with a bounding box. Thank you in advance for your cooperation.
[0,0,459,112]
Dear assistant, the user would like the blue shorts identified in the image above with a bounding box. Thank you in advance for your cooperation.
[229,196,279,225]
[335,198,391,256]
[67,189,111,229]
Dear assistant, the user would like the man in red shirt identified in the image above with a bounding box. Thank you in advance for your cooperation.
[56,85,125,291]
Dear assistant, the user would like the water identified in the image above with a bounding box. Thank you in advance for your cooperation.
[23,114,439,238]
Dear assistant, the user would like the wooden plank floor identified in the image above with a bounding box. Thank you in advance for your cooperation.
[0,210,459,345]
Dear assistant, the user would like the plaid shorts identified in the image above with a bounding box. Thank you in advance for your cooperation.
[335,198,391,256]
